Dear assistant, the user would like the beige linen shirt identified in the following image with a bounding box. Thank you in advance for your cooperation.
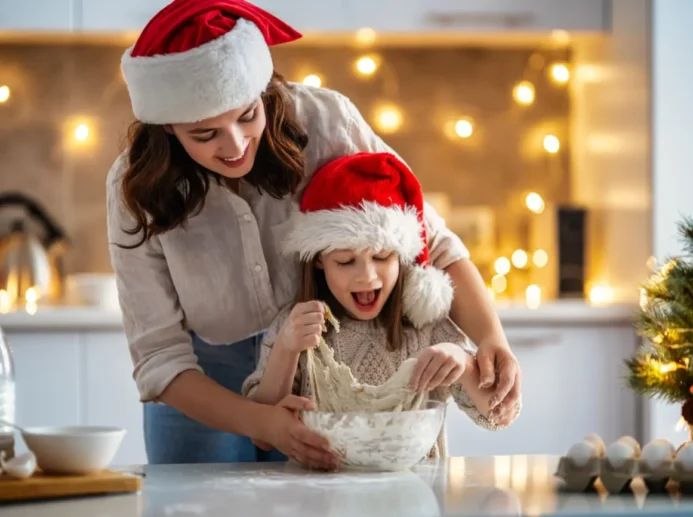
[107,83,470,402]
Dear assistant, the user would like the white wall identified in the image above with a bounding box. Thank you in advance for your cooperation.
[646,0,693,445]
[570,0,651,305]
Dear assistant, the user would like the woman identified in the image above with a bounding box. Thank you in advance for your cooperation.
[108,0,521,468]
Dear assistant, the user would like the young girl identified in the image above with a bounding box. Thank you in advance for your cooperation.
[243,152,521,459]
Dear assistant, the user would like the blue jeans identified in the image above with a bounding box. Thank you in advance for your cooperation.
[143,332,287,464]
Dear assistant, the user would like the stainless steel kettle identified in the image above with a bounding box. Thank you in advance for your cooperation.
[0,194,68,306]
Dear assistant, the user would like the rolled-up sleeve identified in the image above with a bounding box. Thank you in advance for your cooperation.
[107,155,201,403]
[339,95,470,267]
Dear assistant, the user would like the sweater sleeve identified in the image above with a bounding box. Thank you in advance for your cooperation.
[339,94,470,268]
[430,318,517,431]
[241,305,301,398]
[107,154,202,403]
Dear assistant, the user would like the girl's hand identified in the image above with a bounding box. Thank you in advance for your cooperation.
[410,343,469,392]
[277,301,325,354]
[258,395,340,471]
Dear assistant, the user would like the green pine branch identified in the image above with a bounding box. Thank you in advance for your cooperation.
[625,216,693,402]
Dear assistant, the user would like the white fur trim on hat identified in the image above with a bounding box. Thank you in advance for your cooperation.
[403,265,454,328]
[282,201,424,263]
[121,19,273,124]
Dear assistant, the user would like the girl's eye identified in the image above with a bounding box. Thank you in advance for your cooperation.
[240,107,257,123]
[193,131,216,143]
[336,259,354,266]
[374,252,393,261]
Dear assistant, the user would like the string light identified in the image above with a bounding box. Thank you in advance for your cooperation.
[302,74,323,88]
[525,192,545,214]
[550,63,570,84]
[373,104,403,134]
[454,119,473,138]
[588,284,614,305]
[494,257,511,276]
[491,274,507,293]
[354,27,377,46]
[0,290,9,313]
[25,287,38,304]
[543,134,560,153]
[511,249,528,268]
[355,55,379,76]
[526,285,541,309]
[533,249,548,268]
[659,362,679,374]
[74,124,90,142]
[513,81,535,105]
[0,85,9,103]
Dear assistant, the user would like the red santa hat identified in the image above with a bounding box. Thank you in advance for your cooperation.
[283,152,454,328]
[120,0,301,124]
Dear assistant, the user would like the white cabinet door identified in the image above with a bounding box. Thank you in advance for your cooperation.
[446,324,639,457]
[0,0,75,31]
[82,332,146,466]
[347,0,606,33]
[80,0,169,32]
[6,332,81,428]
[252,0,349,32]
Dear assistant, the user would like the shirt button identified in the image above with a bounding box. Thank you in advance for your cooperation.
[243,214,252,222]
[254,264,263,273]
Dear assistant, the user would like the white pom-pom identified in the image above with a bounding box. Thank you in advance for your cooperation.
[641,439,675,469]
[606,439,638,469]
[583,434,606,457]
[402,266,454,328]
[677,442,693,471]
[567,441,597,467]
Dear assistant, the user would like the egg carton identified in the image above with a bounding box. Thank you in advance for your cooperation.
[555,435,693,495]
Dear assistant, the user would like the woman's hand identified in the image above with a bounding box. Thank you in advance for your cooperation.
[410,343,469,392]
[276,302,325,354]
[476,338,522,422]
[257,395,340,471]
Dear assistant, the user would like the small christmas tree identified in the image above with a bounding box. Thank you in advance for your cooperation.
[626,216,693,434]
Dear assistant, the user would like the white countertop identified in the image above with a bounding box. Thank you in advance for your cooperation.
[2,456,692,516]
[0,300,637,331]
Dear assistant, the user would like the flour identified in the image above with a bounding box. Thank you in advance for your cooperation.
[306,303,427,413]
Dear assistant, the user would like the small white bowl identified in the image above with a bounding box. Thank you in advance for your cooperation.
[21,426,126,475]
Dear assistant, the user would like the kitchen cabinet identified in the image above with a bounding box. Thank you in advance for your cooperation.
[446,324,640,457]
[345,0,608,34]
[0,0,76,32]
[80,0,169,32]
[7,329,146,466]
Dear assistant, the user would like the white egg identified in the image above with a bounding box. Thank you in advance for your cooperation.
[677,442,693,471]
[616,435,641,457]
[0,451,36,479]
[641,439,675,469]
[567,441,597,467]
[606,441,637,469]
[583,434,606,457]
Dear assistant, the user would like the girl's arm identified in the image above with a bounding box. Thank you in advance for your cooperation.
[428,319,522,430]
[243,301,325,404]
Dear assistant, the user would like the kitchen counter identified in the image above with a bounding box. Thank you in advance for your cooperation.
[0,300,637,331]
[2,456,692,517]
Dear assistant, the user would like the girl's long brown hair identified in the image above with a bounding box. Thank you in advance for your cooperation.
[298,259,407,351]
[117,72,308,249]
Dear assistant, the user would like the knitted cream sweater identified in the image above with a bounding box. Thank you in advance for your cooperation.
[243,306,510,458]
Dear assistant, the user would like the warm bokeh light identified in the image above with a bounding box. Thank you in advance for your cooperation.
[513,81,535,105]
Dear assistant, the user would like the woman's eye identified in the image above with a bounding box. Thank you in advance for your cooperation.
[193,131,216,143]
[374,253,393,261]
[336,259,354,266]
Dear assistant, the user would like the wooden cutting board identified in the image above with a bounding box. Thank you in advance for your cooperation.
[0,470,142,502]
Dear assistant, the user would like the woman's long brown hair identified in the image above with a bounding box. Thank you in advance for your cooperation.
[117,72,308,249]
[297,259,407,351]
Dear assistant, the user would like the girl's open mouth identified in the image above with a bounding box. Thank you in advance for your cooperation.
[351,289,381,312]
